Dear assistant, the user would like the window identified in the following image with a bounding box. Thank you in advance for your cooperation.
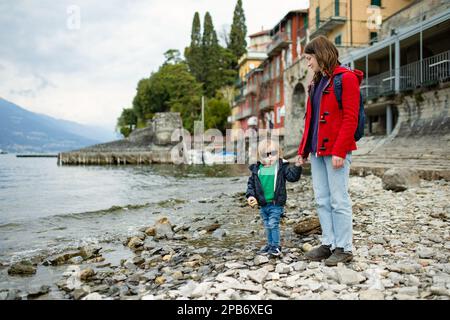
[276,82,281,102]
[285,48,292,68]
[335,35,342,46]
[316,7,320,28]
[275,58,280,77]
[304,15,308,29]
[370,32,378,45]
[335,0,340,16]
[371,0,381,6]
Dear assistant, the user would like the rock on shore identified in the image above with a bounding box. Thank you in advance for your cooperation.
[1,175,449,300]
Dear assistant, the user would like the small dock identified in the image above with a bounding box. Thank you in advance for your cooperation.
[16,154,58,158]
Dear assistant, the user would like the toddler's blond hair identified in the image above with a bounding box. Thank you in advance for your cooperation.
[257,139,282,160]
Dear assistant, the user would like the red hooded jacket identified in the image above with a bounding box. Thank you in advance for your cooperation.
[297,66,364,159]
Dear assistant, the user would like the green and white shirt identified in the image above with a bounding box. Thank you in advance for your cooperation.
[258,162,277,202]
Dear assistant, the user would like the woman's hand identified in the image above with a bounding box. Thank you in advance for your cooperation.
[332,155,345,169]
[247,196,258,208]
[295,155,307,167]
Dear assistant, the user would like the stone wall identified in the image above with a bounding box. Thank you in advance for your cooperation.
[59,112,182,165]
[396,84,450,137]
[349,84,450,180]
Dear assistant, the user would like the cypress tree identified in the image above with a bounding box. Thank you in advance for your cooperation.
[202,12,221,97]
[184,12,203,82]
[229,0,247,61]
[190,12,201,47]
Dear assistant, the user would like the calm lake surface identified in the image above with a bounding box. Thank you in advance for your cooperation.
[0,154,249,264]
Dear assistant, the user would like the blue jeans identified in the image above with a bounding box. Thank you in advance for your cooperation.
[310,153,353,252]
[260,204,283,247]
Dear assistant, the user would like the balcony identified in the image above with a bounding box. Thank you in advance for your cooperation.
[267,32,292,57]
[262,73,271,84]
[259,97,275,111]
[361,70,395,101]
[233,93,245,105]
[247,83,257,95]
[361,50,450,101]
[310,1,347,38]
[234,107,255,121]
[400,50,450,90]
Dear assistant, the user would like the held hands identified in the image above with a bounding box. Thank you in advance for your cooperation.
[247,196,258,208]
[332,155,345,169]
[295,155,307,167]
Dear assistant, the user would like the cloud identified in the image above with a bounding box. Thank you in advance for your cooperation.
[0,0,309,130]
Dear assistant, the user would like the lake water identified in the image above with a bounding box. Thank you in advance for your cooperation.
[0,154,249,265]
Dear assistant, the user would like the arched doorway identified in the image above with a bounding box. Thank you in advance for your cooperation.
[292,83,306,123]
[284,82,307,151]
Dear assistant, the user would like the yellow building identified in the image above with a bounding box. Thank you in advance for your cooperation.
[308,0,413,55]
[237,30,271,81]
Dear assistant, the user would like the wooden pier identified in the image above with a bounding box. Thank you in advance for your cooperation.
[16,154,58,158]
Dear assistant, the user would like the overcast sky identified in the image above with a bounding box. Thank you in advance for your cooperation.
[0,0,309,132]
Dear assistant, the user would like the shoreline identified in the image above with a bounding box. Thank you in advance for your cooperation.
[0,175,449,300]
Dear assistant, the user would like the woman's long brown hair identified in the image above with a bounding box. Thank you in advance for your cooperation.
[304,35,341,84]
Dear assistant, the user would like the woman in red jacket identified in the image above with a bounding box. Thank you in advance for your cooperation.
[297,36,363,266]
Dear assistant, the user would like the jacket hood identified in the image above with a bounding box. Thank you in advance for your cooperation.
[333,65,364,85]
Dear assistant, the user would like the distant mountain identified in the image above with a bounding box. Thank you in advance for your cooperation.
[0,97,117,153]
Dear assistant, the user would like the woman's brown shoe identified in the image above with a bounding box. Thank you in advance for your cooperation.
[305,245,332,261]
[324,248,353,266]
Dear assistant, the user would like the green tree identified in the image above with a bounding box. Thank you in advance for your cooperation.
[229,0,247,62]
[202,11,221,97]
[218,46,238,87]
[131,61,203,133]
[132,78,154,127]
[164,49,182,65]
[205,95,231,133]
[184,12,203,83]
[116,107,137,137]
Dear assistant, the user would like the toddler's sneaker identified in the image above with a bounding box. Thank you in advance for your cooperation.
[257,245,272,256]
[269,246,282,257]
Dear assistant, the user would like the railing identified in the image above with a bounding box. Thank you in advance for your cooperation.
[400,50,450,90]
[234,107,254,121]
[361,70,395,100]
[361,50,450,100]
[233,111,243,121]
[259,97,274,111]
[310,1,347,36]
[242,108,253,118]
[267,32,291,55]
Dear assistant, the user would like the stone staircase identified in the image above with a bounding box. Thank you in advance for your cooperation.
[286,134,450,181]
[350,135,450,180]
